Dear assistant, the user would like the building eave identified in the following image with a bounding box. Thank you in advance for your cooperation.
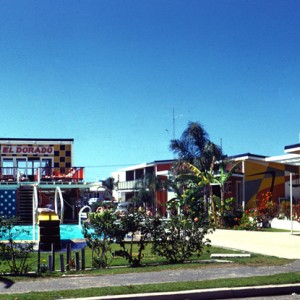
[284,143,300,155]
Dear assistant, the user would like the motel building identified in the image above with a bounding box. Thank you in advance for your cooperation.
[0,138,108,226]
[227,142,300,210]
[112,143,300,222]
[2,137,300,230]
[111,160,176,216]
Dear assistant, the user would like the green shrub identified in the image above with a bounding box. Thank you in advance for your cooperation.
[151,215,213,263]
[0,217,35,275]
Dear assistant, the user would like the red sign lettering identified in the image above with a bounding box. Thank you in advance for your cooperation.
[2,145,54,155]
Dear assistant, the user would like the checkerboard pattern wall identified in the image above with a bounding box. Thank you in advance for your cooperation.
[53,144,72,170]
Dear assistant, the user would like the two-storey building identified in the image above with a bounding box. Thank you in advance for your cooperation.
[0,138,99,224]
[112,160,176,216]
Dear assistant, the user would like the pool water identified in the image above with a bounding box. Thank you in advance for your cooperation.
[0,224,85,240]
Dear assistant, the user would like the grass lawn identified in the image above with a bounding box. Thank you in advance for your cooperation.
[0,243,291,276]
[0,243,297,299]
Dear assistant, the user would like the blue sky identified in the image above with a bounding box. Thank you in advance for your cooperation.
[1,0,300,181]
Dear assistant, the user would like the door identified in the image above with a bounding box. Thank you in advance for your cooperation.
[41,158,52,177]
[27,158,41,181]
[17,158,27,181]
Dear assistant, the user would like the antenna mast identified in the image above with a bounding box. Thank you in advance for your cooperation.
[173,107,175,140]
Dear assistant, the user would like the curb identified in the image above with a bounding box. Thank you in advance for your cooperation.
[60,283,300,300]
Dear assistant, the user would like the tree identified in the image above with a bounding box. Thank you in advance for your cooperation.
[115,210,153,267]
[169,121,222,171]
[211,161,240,226]
[82,210,126,268]
[102,177,115,191]
[132,173,165,215]
[169,122,223,223]
[176,162,216,223]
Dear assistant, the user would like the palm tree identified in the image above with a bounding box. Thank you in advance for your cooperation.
[133,174,163,213]
[169,121,223,224]
[177,161,217,223]
[170,122,222,170]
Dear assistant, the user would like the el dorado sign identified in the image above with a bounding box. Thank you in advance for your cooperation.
[1,145,54,155]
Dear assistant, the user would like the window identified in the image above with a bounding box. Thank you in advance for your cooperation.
[135,169,144,180]
[2,158,14,175]
[17,158,27,177]
[126,170,134,181]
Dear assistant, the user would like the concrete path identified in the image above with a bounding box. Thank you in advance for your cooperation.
[209,229,300,259]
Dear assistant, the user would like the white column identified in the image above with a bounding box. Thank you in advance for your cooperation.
[290,172,293,234]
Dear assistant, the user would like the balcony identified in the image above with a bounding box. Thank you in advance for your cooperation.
[0,166,85,184]
[117,180,145,190]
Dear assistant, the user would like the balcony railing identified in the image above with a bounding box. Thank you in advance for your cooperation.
[117,180,145,190]
[0,166,85,184]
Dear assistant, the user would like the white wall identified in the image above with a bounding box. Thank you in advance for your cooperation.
[271,218,300,231]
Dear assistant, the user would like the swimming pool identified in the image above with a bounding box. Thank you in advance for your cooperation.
[0,224,86,241]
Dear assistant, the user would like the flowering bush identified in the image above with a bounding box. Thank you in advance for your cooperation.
[230,192,279,230]
[233,209,259,230]
[256,192,278,222]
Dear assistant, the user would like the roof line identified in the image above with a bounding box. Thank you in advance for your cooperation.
[0,138,74,142]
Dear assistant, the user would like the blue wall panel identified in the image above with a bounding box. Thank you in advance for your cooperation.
[0,190,17,218]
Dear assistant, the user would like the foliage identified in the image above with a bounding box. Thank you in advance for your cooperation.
[82,209,126,268]
[211,161,240,227]
[228,192,281,230]
[277,200,300,222]
[279,200,290,219]
[292,203,300,222]
[83,209,153,268]
[233,210,258,231]
[114,210,153,267]
[256,192,278,222]
[222,197,243,228]
[169,121,222,171]
[83,196,213,266]
[0,217,35,275]
[132,175,155,209]
[152,193,213,263]
[102,177,115,190]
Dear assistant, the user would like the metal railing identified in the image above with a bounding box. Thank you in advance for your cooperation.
[117,180,145,190]
[54,186,64,223]
[0,166,85,183]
